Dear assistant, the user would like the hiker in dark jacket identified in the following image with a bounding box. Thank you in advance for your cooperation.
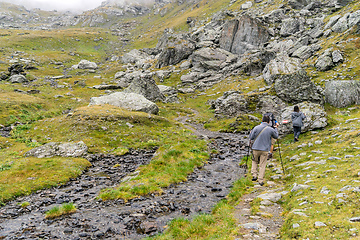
[249,115,279,186]
[291,105,306,142]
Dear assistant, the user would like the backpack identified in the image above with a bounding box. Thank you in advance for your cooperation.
[264,112,276,128]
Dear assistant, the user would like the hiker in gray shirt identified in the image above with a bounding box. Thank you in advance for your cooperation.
[249,115,279,186]
[291,105,306,142]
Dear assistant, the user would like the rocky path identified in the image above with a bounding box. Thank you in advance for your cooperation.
[234,158,285,239]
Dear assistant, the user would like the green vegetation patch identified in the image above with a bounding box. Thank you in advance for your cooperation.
[45,202,77,219]
[0,141,90,204]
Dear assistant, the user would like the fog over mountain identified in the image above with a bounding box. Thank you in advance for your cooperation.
[0,0,157,12]
[0,0,105,12]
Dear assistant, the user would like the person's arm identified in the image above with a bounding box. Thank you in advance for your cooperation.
[302,112,306,119]
[249,127,257,140]
[271,124,279,139]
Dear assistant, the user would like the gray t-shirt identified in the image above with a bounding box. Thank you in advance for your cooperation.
[249,122,279,152]
[291,112,306,127]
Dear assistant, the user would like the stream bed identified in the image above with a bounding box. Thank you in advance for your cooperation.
[0,135,247,239]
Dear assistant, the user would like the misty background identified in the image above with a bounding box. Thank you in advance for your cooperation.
[0,0,157,12]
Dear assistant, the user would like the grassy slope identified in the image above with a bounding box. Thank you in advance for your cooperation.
[279,107,360,239]
[0,0,359,238]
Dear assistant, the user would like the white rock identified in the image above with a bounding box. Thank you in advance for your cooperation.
[315,221,327,227]
[257,193,282,202]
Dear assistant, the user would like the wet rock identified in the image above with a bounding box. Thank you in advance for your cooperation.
[139,221,158,234]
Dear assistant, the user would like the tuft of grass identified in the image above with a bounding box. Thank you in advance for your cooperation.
[18,201,30,208]
[45,202,76,219]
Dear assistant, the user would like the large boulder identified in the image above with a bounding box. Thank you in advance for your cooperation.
[122,49,152,64]
[210,91,247,118]
[279,102,327,134]
[219,16,270,55]
[89,92,159,115]
[123,74,165,102]
[280,18,304,37]
[25,141,88,158]
[156,30,196,68]
[190,47,237,71]
[292,44,321,61]
[256,95,288,121]
[77,60,98,70]
[274,70,324,104]
[331,10,360,33]
[9,74,28,83]
[325,80,360,107]
[315,49,343,71]
[263,54,302,85]
[115,71,153,89]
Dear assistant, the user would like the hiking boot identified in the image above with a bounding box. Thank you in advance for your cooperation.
[259,182,264,186]
[252,177,257,181]
[267,152,273,159]
[294,137,299,142]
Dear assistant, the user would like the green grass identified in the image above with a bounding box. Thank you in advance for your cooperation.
[278,107,360,239]
[45,202,77,219]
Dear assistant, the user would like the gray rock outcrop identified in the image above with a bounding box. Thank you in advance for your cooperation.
[219,16,270,55]
[123,74,165,102]
[89,92,159,115]
[25,141,88,158]
[325,80,360,107]
[330,10,360,33]
[315,49,343,71]
[75,60,98,70]
[263,54,302,85]
[274,70,324,104]
[211,91,247,118]
[280,18,304,37]
[9,74,28,83]
[190,47,237,71]
[279,102,327,134]
[156,30,196,68]
[122,49,152,64]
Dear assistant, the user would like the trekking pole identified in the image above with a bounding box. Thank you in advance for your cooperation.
[277,139,285,175]
[240,140,251,173]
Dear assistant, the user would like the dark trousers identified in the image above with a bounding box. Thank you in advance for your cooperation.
[293,126,301,139]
